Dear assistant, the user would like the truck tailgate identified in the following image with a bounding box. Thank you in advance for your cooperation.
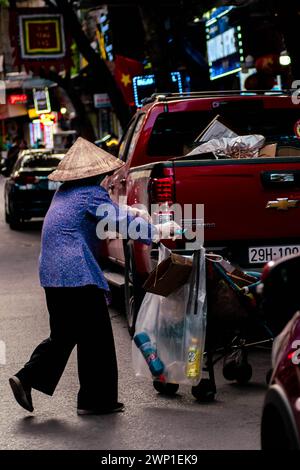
[173,158,300,243]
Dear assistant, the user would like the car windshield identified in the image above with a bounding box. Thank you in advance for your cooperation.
[147,105,300,157]
[22,154,62,169]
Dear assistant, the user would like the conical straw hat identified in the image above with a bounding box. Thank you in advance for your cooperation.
[48,137,124,182]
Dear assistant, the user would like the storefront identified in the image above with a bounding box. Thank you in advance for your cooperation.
[0,102,29,157]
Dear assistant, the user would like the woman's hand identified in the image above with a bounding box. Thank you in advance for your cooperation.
[153,220,183,242]
[122,204,152,223]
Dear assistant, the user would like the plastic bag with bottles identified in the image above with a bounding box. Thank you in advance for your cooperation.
[132,243,207,385]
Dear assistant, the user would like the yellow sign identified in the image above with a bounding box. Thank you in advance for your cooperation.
[28,108,38,119]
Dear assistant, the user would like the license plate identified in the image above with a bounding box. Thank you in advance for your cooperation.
[249,245,300,264]
[48,181,61,191]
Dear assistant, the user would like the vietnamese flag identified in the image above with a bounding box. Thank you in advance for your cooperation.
[114,55,144,106]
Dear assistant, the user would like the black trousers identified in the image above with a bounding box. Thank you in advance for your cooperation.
[16,286,118,408]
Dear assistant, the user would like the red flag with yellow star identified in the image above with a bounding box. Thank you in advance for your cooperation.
[114,55,144,106]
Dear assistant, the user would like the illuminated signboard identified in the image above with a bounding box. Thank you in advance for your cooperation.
[133,72,183,108]
[205,6,244,80]
[93,93,111,108]
[43,121,54,149]
[19,14,65,59]
[33,87,51,114]
[8,94,28,105]
[98,8,114,61]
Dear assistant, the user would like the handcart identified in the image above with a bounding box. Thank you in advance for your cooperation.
[132,245,274,402]
[189,255,273,402]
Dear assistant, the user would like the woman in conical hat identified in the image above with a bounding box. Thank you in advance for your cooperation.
[9,137,180,415]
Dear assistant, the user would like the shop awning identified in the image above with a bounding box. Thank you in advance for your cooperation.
[0,103,28,120]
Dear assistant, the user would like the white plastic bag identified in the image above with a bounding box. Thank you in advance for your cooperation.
[187,135,265,159]
[132,244,207,385]
[131,244,171,381]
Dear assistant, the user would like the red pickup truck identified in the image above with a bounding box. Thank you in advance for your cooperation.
[101,91,300,333]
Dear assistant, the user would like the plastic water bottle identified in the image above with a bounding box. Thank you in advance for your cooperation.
[152,201,173,225]
[153,202,186,237]
[186,337,201,379]
[134,332,165,377]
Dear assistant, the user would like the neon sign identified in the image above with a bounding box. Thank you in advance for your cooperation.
[205,6,244,80]
[133,71,183,107]
[8,94,28,105]
[33,87,51,114]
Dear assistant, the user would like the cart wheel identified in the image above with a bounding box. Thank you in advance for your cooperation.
[223,348,251,382]
[153,380,179,396]
[191,379,216,402]
[235,362,253,385]
[266,368,273,385]
[222,349,243,381]
[222,361,238,381]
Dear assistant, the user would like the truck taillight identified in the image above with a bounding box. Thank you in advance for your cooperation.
[149,176,174,204]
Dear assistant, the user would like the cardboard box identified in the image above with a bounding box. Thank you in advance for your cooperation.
[259,143,277,158]
[143,253,193,297]
[276,146,300,157]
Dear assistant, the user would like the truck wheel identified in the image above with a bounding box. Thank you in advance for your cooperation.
[124,241,145,337]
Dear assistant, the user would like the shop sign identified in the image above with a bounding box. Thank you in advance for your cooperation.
[205,6,243,80]
[93,93,111,109]
[39,112,57,125]
[33,87,51,114]
[132,72,182,108]
[28,108,38,119]
[19,14,65,59]
[8,94,28,105]
[98,7,113,62]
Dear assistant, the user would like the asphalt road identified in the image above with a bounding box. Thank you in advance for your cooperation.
[0,177,270,450]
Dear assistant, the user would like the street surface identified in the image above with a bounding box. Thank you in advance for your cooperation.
[0,177,270,450]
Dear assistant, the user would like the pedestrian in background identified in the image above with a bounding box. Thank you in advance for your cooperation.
[9,137,180,415]
[6,136,20,175]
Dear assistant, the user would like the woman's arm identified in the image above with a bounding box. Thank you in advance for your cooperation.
[88,186,181,244]
[88,187,156,245]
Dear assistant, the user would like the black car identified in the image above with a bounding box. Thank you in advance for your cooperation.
[3,149,64,230]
